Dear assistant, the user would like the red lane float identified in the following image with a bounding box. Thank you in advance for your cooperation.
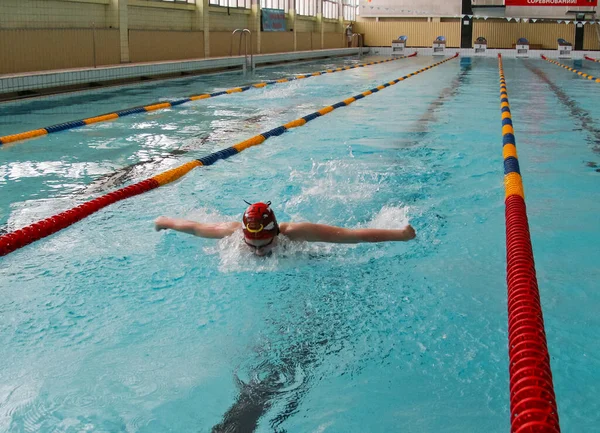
[0,179,159,256]
[498,54,561,433]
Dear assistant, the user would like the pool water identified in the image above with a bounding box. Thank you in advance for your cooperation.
[1,55,599,433]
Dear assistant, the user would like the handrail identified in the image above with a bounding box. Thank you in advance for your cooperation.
[351,33,363,58]
[230,28,254,73]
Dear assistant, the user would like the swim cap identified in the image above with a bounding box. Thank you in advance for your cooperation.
[243,202,279,240]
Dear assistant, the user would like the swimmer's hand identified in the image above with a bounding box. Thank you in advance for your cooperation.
[155,216,170,231]
[403,225,416,240]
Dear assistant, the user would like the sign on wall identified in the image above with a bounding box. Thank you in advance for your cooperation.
[505,0,597,6]
[261,8,286,32]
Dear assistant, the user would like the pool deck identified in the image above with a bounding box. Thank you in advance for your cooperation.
[0,48,364,102]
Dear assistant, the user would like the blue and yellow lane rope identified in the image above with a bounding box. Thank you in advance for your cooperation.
[541,55,600,83]
[499,56,524,200]
[0,53,418,147]
[149,54,459,186]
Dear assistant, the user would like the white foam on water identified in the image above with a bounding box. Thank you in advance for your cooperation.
[366,205,411,229]
[207,204,411,274]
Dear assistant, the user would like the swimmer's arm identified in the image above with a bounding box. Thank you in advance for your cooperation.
[280,223,416,243]
[155,216,241,238]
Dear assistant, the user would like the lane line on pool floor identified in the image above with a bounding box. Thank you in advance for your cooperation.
[541,55,600,83]
[0,54,459,256]
[499,54,562,433]
[0,53,418,147]
[524,62,600,159]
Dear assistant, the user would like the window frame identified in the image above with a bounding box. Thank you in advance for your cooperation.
[322,0,339,19]
[296,0,317,17]
[209,0,251,9]
[260,0,289,13]
[145,0,196,4]
[342,0,358,22]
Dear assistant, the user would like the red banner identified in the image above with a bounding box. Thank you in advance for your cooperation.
[505,0,597,6]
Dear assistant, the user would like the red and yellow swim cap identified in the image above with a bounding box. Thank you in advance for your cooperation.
[242,202,279,240]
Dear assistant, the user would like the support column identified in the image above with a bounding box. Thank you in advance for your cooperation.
[338,0,344,48]
[251,0,261,54]
[575,21,584,51]
[290,0,297,51]
[461,0,473,49]
[317,0,324,49]
[108,0,129,63]
[193,0,210,57]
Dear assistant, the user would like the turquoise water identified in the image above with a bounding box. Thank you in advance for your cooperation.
[1,55,599,432]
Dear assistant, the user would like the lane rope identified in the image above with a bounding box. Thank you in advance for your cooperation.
[0,54,459,256]
[584,55,600,63]
[0,53,418,147]
[499,54,562,433]
[541,55,600,83]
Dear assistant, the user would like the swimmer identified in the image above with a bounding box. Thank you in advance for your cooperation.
[155,201,416,256]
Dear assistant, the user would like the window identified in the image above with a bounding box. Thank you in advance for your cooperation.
[322,0,338,19]
[260,0,288,12]
[148,0,196,3]
[343,0,358,21]
[296,0,316,16]
[209,0,250,8]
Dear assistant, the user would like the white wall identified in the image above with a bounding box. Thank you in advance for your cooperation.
[472,0,598,19]
[358,0,462,18]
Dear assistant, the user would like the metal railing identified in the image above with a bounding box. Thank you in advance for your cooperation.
[230,28,254,73]
[351,33,363,58]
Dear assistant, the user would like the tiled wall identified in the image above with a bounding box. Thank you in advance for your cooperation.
[312,32,321,50]
[262,32,294,54]
[128,5,194,31]
[0,0,109,29]
[0,48,362,96]
[323,20,340,33]
[584,23,600,50]
[297,33,313,51]
[324,33,345,49]
[473,21,575,49]
[210,31,258,58]
[209,9,251,31]
[129,30,204,62]
[355,20,462,48]
[3,0,597,77]
[0,29,120,74]
[295,17,317,33]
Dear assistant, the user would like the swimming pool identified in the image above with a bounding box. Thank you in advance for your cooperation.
[1,54,599,432]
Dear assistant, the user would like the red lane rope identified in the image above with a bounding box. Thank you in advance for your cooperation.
[498,54,561,433]
[0,179,159,256]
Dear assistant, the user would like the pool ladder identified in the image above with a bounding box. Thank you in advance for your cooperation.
[352,33,364,59]
[231,29,255,73]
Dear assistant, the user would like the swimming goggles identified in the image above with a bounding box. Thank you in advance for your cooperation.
[243,237,275,251]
